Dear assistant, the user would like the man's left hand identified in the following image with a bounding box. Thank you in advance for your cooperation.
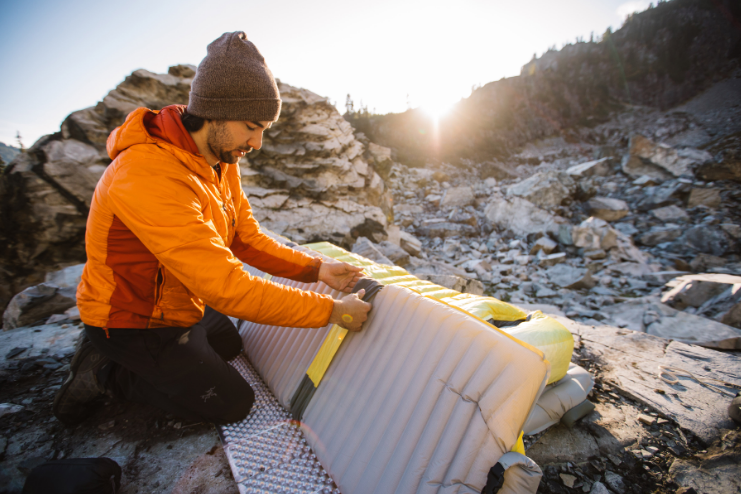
[318,260,364,293]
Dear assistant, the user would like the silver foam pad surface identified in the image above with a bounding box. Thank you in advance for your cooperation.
[220,355,340,494]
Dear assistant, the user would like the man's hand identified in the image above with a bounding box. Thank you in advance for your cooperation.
[329,289,372,332]
[318,259,363,293]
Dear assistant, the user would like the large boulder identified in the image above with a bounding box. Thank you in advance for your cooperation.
[441,186,474,208]
[1,71,394,309]
[506,170,575,209]
[687,188,721,209]
[3,283,77,330]
[572,217,618,250]
[662,274,740,309]
[684,225,732,256]
[621,135,710,179]
[242,82,391,246]
[546,264,596,290]
[587,197,629,221]
[601,296,741,350]
[62,66,195,149]
[0,66,195,312]
[253,198,387,246]
[484,196,564,237]
[638,226,683,246]
[663,274,741,329]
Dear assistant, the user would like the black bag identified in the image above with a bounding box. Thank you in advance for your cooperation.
[22,457,121,494]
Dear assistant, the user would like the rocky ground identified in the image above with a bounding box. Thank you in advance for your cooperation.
[368,72,741,347]
[0,323,239,494]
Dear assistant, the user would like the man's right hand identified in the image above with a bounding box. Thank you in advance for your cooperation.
[329,289,372,332]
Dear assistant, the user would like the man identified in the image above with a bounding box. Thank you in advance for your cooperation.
[53,32,372,426]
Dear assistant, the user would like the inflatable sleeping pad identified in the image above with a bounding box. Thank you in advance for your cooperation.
[218,240,594,493]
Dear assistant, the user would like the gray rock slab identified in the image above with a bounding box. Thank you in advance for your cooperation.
[484,196,564,236]
[530,236,557,255]
[601,296,741,349]
[687,187,721,209]
[589,481,610,494]
[539,252,567,267]
[662,274,741,309]
[684,225,732,257]
[0,322,82,362]
[506,170,575,209]
[377,240,410,267]
[551,315,741,444]
[588,197,629,222]
[621,135,697,179]
[547,264,596,289]
[638,226,682,246]
[398,231,422,257]
[528,400,651,464]
[44,264,85,288]
[440,186,474,208]
[351,237,393,265]
[3,283,77,330]
[572,217,618,251]
[651,205,689,222]
[566,157,613,178]
[415,221,476,238]
[668,452,741,494]
[417,273,484,295]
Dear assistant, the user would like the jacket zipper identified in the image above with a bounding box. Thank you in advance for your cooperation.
[154,266,166,319]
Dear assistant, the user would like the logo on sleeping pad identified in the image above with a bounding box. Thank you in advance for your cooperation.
[201,386,217,403]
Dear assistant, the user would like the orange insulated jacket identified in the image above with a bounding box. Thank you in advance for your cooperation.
[77,105,334,330]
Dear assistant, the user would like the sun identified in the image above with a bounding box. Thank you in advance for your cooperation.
[420,101,454,123]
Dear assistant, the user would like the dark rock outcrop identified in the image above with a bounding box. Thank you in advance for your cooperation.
[0,66,195,312]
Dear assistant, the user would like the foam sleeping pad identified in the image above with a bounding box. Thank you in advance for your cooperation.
[236,278,548,493]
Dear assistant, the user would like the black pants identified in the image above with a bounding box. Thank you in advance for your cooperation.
[85,307,254,424]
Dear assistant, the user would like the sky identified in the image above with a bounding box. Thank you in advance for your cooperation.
[0,0,652,147]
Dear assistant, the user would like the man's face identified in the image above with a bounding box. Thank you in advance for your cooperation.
[205,120,273,164]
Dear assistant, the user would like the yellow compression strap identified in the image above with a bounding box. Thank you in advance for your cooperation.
[306,324,348,387]
[511,431,526,454]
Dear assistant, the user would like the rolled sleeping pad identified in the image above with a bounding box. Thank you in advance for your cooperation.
[304,241,575,384]
[522,363,595,435]
[237,280,550,493]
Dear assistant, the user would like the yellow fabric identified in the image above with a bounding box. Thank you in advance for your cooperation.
[504,311,574,385]
[511,431,526,455]
[306,324,348,387]
[304,241,573,384]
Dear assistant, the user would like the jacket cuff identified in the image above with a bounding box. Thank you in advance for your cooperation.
[294,257,322,284]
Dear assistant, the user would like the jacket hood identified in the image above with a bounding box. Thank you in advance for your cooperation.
[106,105,218,182]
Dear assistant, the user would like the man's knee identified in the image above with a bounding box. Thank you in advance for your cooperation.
[215,329,243,361]
[212,380,255,424]
[201,307,243,360]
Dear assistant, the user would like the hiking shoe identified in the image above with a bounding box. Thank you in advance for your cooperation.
[53,341,109,425]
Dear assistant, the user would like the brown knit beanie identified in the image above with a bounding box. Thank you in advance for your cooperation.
[187,32,281,122]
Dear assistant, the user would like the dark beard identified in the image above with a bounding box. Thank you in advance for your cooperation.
[206,122,242,164]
